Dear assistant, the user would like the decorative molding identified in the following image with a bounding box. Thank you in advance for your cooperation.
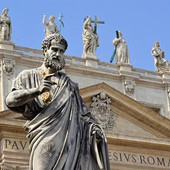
[2,58,15,76]
[90,91,117,131]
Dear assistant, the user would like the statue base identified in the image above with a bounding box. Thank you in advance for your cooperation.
[161,70,170,80]
[82,53,99,68]
[82,53,97,59]
[0,40,15,50]
[118,63,132,72]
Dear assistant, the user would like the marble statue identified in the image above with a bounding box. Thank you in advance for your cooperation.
[5,32,110,170]
[151,41,169,72]
[0,8,12,41]
[82,16,99,57]
[43,14,59,37]
[112,31,130,64]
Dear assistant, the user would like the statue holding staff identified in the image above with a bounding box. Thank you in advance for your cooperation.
[82,16,104,57]
[112,31,130,64]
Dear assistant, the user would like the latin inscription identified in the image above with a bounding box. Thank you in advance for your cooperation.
[3,138,28,151]
[109,151,170,168]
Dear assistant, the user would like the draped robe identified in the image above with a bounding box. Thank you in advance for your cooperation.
[7,67,110,170]
[112,38,130,64]
[151,47,169,72]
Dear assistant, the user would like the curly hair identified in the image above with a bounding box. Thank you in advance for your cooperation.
[42,33,68,55]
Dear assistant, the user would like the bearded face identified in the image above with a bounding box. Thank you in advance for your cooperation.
[44,47,65,71]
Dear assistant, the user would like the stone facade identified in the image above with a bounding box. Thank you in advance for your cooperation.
[0,41,170,169]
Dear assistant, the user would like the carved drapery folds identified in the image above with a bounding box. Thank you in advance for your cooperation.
[90,91,116,131]
[3,58,15,76]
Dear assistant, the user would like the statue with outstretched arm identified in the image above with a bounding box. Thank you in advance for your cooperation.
[43,14,59,37]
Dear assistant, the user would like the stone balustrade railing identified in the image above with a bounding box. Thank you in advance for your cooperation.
[64,55,86,65]
[14,46,44,57]
[12,45,162,79]
[131,67,161,78]
[98,61,118,71]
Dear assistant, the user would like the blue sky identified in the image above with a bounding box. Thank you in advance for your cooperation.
[1,0,170,71]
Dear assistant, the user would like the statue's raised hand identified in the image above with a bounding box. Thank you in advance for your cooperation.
[38,73,56,94]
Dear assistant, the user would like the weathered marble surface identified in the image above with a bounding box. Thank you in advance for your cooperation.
[43,14,59,37]
[112,31,130,64]
[5,33,110,170]
[0,8,12,41]
[82,16,99,58]
[151,41,169,72]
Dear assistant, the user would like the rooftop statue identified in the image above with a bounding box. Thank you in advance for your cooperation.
[5,32,110,170]
[112,31,130,64]
[0,8,12,41]
[82,16,104,58]
[43,14,59,37]
[151,41,169,72]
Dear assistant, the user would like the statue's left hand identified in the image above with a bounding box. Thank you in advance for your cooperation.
[96,130,103,139]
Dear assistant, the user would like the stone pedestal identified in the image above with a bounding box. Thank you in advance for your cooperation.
[118,64,132,72]
[83,53,99,68]
[0,41,15,51]
[161,71,170,79]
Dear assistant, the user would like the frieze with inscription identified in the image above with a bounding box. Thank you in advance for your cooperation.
[3,138,28,152]
[109,151,170,168]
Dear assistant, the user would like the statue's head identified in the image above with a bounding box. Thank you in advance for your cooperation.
[2,8,9,16]
[100,91,106,100]
[42,33,68,71]
[154,41,160,47]
[49,16,55,23]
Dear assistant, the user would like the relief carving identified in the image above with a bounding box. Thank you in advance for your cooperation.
[3,58,15,76]
[124,79,135,95]
[90,91,116,131]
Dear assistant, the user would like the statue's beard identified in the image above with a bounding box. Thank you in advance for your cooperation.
[44,53,65,71]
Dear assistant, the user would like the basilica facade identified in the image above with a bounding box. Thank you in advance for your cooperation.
[0,40,169,170]
[0,8,170,170]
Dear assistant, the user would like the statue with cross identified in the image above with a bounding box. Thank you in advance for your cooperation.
[82,16,104,58]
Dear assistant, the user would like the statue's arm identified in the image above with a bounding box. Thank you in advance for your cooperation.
[152,47,160,57]
[112,38,120,46]
[6,78,55,108]
[6,88,40,107]
[83,16,90,30]
[43,14,48,26]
